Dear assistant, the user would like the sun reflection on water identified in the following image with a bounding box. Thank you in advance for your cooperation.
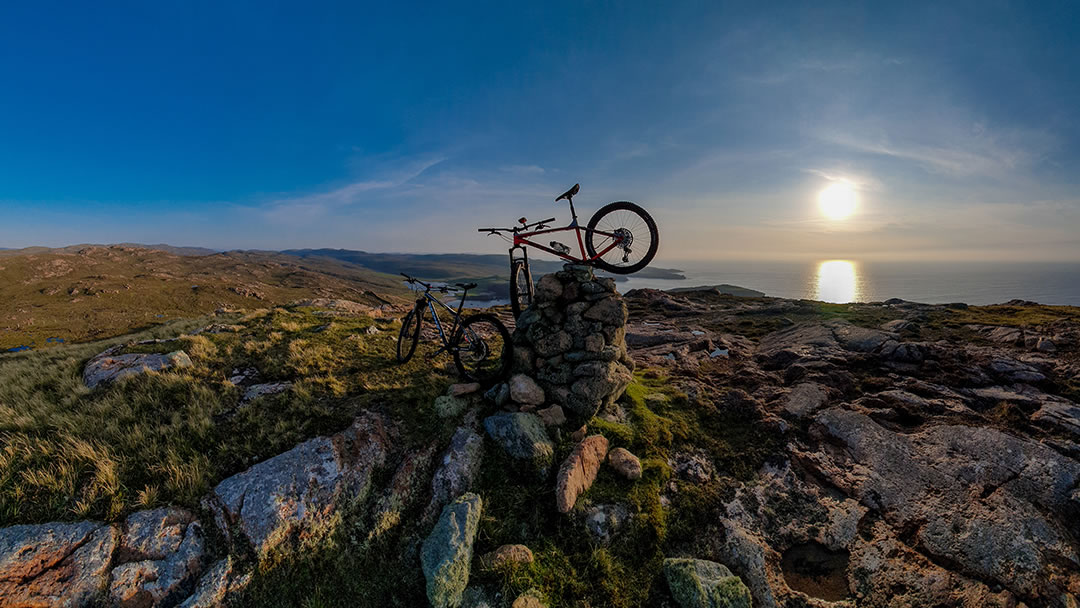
[816,260,860,303]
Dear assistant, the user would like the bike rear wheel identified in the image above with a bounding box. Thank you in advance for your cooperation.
[396,305,422,363]
[452,313,512,384]
[509,260,533,319]
[585,201,659,275]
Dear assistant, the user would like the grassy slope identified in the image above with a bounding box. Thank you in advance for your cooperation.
[0,246,408,350]
[0,306,455,526]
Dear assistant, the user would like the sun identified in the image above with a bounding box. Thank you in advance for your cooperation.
[818,181,857,220]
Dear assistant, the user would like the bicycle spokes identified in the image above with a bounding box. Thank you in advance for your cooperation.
[454,315,511,382]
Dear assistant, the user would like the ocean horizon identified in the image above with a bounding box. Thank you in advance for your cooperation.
[616,260,1080,307]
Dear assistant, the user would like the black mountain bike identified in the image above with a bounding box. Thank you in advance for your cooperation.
[396,273,512,384]
[479,183,659,318]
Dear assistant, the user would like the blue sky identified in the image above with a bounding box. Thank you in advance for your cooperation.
[1,1,1078,261]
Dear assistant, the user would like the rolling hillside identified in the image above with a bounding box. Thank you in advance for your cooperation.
[0,245,407,350]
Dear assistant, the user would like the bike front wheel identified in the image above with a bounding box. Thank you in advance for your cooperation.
[452,313,513,384]
[585,201,659,274]
[509,260,533,319]
[396,305,422,363]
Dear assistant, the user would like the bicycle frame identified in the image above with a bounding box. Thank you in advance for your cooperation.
[511,198,626,265]
[414,290,467,357]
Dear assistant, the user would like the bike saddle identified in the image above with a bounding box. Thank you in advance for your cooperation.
[456,282,478,290]
[555,183,579,202]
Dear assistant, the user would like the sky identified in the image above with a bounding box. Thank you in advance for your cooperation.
[1,1,1079,262]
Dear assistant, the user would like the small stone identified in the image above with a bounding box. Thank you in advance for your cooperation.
[434,394,471,419]
[584,503,630,544]
[534,274,564,302]
[1036,337,1057,352]
[512,589,548,608]
[365,325,381,334]
[584,298,628,326]
[242,381,292,403]
[509,374,545,405]
[536,405,567,426]
[584,333,605,352]
[663,557,751,608]
[534,331,573,358]
[571,425,587,442]
[555,435,609,513]
[448,382,481,397]
[607,447,642,480]
[479,544,535,569]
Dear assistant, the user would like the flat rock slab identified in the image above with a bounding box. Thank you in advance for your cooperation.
[809,408,1080,598]
[0,520,118,607]
[782,383,829,419]
[756,320,895,368]
[84,349,193,389]
[556,435,609,513]
[205,412,390,560]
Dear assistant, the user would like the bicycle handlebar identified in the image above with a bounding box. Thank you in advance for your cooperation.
[401,272,462,294]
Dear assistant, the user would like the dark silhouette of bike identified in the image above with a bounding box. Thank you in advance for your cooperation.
[396,273,512,383]
[479,183,659,318]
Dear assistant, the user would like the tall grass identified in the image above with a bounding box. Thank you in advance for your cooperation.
[0,308,452,526]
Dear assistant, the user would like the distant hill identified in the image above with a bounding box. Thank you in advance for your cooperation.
[0,243,220,257]
[668,284,765,297]
[0,245,406,349]
[280,248,686,298]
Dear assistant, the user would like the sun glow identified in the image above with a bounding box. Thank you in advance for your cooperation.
[818,181,857,220]
[815,260,860,303]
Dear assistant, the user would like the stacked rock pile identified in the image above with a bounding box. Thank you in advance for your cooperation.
[503,264,635,423]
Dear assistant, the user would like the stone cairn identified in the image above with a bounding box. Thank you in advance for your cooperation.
[503,264,635,423]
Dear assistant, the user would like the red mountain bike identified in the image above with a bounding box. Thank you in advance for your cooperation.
[479,183,659,318]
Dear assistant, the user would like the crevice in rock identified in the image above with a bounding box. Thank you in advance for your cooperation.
[780,541,852,601]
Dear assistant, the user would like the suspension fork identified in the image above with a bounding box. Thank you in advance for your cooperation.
[510,244,533,288]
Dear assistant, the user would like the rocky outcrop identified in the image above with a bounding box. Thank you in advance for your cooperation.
[0,521,118,607]
[555,435,609,513]
[510,265,634,421]
[806,409,1080,600]
[83,347,193,388]
[108,508,205,608]
[204,412,391,560]
[663,558,752,608]
[421,493,483,608]
[478,544,534,570]
[176,556,251,608]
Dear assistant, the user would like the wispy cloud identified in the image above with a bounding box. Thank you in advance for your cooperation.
[500,164,546,176]
[262,156,446,224]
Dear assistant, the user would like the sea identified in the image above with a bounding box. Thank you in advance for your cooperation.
[616,260,1080,306]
